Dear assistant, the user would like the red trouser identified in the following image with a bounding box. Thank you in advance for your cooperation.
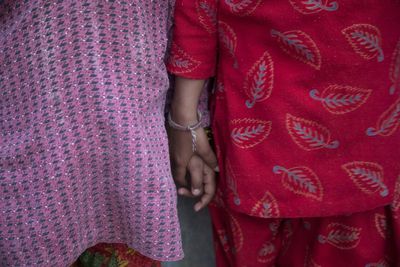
[209,204,400,267]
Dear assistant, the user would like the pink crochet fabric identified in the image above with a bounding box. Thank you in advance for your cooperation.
[0,1,183,266]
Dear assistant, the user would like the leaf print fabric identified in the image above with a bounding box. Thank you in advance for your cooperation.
[209,203,398,267]
[392,176,400,218]
[273,165,323,201]
[230,118,271,148]
[317,223,362,249]
[219,21,239,68]
[309,85,371,114]
[389,40,400,95]
[286,114,339,151]
[223,0,263,16]
[244,51,274,108]
[225,159,241,205]
[196,0,218,33]
[365,259,391,267]
[342,162,389,197]
[168,0,400,219]
[251,192,280,218]
[342,24,384,62]
[271,29,321,69]
[167,43,201,74]
[228,212,244,253]
[366,97,400,137]
[289,0,338,14]
[257,240,277,263]
[374,213,389,239]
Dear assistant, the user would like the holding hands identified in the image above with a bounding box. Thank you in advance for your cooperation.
[168,77,218,211]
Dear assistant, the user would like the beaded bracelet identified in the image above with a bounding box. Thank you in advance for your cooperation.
[168,110,203,152]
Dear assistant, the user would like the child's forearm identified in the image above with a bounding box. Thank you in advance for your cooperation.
[170,76,206,124]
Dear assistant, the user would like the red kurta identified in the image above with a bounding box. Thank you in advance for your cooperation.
[167,0,400,219]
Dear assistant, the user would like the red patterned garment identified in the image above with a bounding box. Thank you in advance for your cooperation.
[209,201,400,266]
[167,0,400,218]
[168,1,400,265]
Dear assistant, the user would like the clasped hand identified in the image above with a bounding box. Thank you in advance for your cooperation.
[168,124,218,211]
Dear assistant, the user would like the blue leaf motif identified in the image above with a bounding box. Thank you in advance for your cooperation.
[273,166,317,193]
[219,22,239,68]
[246,62,267,108]
[224,0,259,14]
[292,121,339,149]
[271,30,315,62]
[389,40,400,95]
[350,30,384,62]
[173,59,190,68]
[350,167,388,197]
[231,124,265,143]
[302,0,338,12]
[199,2,217,27]
[271,29,321,69]
[366,102,400,136]
[309,89,362,109]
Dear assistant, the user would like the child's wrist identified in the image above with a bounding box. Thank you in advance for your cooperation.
[170,104,199,125]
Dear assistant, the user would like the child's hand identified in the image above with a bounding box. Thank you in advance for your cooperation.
[168,124,217,190]
[168,76,218,210]
[178,154,216,211]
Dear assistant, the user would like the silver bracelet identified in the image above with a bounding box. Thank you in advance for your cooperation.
[168,110,202,152]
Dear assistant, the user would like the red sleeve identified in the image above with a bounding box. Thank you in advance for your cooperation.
[167,0,218,79]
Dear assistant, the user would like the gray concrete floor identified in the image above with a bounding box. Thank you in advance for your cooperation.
[163,196,216,267]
